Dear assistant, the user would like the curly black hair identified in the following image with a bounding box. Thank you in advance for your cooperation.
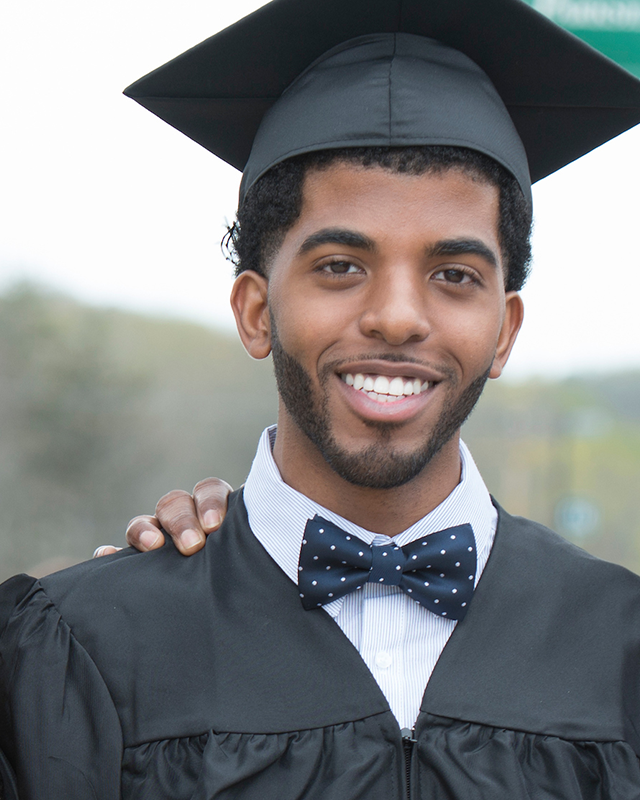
[223,146,532,292]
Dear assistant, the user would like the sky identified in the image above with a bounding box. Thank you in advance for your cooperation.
[2,0,640,380]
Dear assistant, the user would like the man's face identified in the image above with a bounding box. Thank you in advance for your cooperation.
[233,162,523,489]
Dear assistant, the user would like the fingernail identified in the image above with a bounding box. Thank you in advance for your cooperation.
[203,510,220,530]
[93,546,106,558]
[140,531,160,550]
[181,529,203,551]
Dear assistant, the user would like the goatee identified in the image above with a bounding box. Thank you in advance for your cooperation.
[270,318,490,489]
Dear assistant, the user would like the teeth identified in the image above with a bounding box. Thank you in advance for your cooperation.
[373,375,389,394]
[340,372,433,401]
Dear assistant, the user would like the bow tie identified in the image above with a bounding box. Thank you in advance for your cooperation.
[298,515,477,621]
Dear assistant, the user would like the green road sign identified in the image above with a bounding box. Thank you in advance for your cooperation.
[525,0,640,76]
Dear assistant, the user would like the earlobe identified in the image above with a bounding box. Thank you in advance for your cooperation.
[230,271,272,359]
[489,292,524,379]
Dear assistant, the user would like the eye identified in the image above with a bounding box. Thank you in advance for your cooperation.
[432,268,476,285]
[319,260,362,276]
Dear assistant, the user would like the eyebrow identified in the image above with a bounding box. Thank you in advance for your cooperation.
[427,238,499,269]
[296,230,499,269]
[297,228,377,256]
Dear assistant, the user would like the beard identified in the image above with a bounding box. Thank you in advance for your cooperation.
[270,318,490,490]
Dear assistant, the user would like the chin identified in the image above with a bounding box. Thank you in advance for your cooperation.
[271,319,491,490]
[315,435,450,489]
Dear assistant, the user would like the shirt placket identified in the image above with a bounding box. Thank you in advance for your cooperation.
[359,580,406,724]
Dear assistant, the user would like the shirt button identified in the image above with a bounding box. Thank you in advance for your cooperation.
[375,651,392,669]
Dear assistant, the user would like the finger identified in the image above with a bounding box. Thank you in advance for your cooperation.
[125,515,166,552]
[93,545,123,558]
[192,478,233,532]
[155,490,206,555]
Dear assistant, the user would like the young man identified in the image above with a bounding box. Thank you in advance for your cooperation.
[3,1,640,798]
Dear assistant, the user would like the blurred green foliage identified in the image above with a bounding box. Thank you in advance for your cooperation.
[0,284,639,581]
[0,284,277,580]
[465,374,640,572]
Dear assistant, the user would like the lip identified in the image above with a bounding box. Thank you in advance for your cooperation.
[334,371,438,423]
[334,359,445,385]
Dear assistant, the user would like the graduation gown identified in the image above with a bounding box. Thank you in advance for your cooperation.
[1,490,640,799]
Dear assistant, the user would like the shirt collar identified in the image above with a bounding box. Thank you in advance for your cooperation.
[243,425,496,614]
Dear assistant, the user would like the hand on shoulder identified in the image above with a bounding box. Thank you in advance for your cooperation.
[93,478,233,558]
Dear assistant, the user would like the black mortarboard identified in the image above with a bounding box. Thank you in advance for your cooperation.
[124,0,640,206]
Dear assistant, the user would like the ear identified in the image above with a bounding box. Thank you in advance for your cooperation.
[489,292,524,379]
[230,271,272,359]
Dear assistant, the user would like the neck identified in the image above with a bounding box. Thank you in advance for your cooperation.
[271,415,462,537]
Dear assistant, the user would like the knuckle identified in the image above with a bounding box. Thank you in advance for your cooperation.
[193,477,233,502]
[155,489,193,517]
[155,489,198,529]
[125,515,158,539]
[126,514,148,532]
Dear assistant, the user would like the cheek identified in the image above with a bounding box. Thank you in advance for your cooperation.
[272,294,352,361]
[434,302,504,370]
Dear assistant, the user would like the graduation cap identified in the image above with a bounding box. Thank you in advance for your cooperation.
[124,0,640,206]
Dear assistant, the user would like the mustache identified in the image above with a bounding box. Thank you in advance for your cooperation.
[320,353,457,383]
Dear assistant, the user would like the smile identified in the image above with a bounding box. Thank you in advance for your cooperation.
[340,373,432,403]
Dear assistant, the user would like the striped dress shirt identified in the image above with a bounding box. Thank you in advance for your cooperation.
[243,425,497,730]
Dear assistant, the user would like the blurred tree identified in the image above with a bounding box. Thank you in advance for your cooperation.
[0,284,277,579]
[464,375,640,573]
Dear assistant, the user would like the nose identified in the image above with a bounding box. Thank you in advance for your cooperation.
[359,267,431,346]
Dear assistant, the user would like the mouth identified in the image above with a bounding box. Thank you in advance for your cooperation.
[340,372,432,403]
[329,359,445,424]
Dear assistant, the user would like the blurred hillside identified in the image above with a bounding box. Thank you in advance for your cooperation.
[465,373,640,571]
[0,284,278,580]
[0,284,639,581]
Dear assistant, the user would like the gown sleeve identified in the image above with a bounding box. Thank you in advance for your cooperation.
[0,574,123,799]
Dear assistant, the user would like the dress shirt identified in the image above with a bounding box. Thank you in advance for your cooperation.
[243,425,497,730]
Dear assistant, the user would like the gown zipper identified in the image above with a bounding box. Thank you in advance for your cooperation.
[400,728,417,799]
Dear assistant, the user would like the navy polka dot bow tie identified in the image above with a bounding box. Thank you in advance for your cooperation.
[298,515,477,620]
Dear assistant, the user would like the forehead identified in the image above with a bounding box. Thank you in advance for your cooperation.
[276,162,501,258]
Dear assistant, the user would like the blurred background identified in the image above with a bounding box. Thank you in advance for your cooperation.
[1,0,640,580]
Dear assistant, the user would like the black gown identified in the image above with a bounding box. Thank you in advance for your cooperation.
[1,490,640,799]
